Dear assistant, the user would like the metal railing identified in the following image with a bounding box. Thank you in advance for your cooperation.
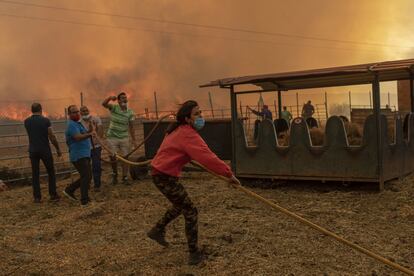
[0,119,145,183]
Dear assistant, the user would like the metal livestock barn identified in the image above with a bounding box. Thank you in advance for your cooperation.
[200,58,414,190]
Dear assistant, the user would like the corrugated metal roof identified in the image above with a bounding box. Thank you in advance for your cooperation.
[200,58,414,91]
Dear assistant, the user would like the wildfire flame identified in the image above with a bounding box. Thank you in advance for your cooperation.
[0,104,50,122]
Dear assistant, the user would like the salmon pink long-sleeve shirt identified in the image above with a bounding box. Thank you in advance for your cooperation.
[151,124,233,178]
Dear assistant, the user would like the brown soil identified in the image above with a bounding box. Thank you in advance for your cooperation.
[1,170,414,275]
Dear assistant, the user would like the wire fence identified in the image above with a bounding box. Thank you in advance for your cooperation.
[0,100,396,184]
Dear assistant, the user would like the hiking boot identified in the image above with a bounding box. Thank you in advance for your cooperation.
[33,198,42,204]
[147,227,169,247]
[63,189,77,202]
[122,176,131,186]
[188,249,206,266]
[111,175,118,185]
[49,194,60,202]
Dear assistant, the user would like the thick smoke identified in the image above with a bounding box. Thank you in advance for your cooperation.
[0,0,413,120]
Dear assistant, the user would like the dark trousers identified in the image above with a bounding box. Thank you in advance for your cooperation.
[29,150,56,199]
[91,147,102,188]
[67,157,91,204]
[153,174,198,252]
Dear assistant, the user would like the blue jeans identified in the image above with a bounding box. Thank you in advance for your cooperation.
[91,147,102,188]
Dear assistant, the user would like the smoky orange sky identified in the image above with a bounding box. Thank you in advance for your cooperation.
[0,0,413,120]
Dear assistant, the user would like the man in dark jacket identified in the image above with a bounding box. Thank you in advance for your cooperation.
[24,103,62,203]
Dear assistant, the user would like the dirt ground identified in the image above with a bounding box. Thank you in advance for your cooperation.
[1,169,414,275]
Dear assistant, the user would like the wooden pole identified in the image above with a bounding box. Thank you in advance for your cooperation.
[145,108,149,119]
[154,91,159,119]
[208,92,215,118]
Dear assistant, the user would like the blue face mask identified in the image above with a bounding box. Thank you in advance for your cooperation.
[193,117,205,130]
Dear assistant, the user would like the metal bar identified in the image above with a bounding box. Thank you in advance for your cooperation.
[154,91,159,119]
[0,151,70,161]
[410,72,414,112]
[4,169,77,183]
[208,92,215,118]
[232,88,277,95]
[230,85,237,173]
[372,74,384,190]
[369,90,372,109]
[277,90,282,119]
[387,92,390,107]
[240,101,243,118]
[349,91,352,119]
[296,92,299,117]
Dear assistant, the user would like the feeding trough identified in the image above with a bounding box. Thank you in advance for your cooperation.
[200,58,414,190]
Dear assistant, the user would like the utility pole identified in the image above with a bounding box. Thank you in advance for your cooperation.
[154,91,159,119]
[208,92,215,118]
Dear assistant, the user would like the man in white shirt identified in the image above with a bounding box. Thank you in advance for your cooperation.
[80,105,104,191]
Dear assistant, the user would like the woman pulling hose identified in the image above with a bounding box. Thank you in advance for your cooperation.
[147,100,241,265]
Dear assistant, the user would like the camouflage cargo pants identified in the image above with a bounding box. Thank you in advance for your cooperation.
[152,174,198,252]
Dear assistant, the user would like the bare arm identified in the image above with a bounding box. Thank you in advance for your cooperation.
[102,96,117,109]
[96,123,104,138]
[72,132,93,141]
[129,123,136,143]
[48,127,62,156]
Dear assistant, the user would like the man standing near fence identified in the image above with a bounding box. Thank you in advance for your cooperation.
[247,104,273,120]
[80,105,103,192]
[24,103,62,203]
[281,106,293,126]
[302,100,315,119]
[102,92,137,185]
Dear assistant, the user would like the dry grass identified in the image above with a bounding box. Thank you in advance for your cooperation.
[1,170,414,275]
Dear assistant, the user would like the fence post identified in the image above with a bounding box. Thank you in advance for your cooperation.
[154,91,159,119]
[369,90,372,109]
[145,107,149,119]
[208,92,215,118]
[388,92,390,107]
[296,92,299,117]
[240,101,243,118]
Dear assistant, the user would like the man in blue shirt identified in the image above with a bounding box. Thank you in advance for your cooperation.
[247,105,273,120]
[63,105,94,206]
